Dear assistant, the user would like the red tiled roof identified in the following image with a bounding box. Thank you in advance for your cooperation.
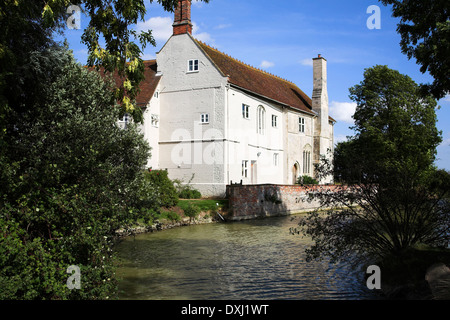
[89,43,335,123]
[194,40,315,116]
[136,60,161,106]
[90,60,161,107]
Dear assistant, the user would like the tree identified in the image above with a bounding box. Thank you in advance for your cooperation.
[0,0,210,299]
[379,0,450,100]
[0,45,150,299]
[297,66,449,268]
[0,0,209,123]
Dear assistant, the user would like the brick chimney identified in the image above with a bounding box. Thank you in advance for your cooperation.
[173,0,193,35]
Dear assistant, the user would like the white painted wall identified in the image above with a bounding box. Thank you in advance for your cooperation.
[141,82,161,170]
[225,87,285,186]
[142,33,335,196]
[156,33,229,196]
[285,110,315,184]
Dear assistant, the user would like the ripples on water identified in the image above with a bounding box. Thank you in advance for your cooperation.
[115,216,380,300]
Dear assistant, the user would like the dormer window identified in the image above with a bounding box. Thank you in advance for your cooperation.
[188,59,199,72]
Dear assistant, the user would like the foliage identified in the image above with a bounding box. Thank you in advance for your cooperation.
[379,0,450,99]
[159,210,181,223]
[0,0,209,123]
[177,199,228,213]
[179,188,202,199]
[296,175,319,185]
[297,66,449,267]
[174,174,202,199]
[378,246,450,290]
[182,202,201,222]
[332,139,361,184]
[0,0,215,300]
[138,170,179,209]
[0,45,150,299]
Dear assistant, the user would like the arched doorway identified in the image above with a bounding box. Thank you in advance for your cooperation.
[292,162,299,184]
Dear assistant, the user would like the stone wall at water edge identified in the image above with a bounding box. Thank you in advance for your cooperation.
[226,184,338,221]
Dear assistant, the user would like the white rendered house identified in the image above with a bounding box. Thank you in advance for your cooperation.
[123,0,335,197]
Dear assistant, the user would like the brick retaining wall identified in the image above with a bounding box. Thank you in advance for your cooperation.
[226,184,338,221]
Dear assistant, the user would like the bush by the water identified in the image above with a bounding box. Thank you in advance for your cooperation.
[174,174,202,199]
[139,169,179,208]
[159,210,181,223]
[296,175,319,185]
[0,46,150,299]
[183,202,201,222]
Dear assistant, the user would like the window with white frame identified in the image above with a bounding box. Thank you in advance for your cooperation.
[188,59,199,72]
[272,115,278,128]
[299,117,305,133]
[257,106,266,135]
[242,160,249,178]
[273,153,279,166]
[119,113,131,129]
[200,113,209,124]
[242,104,250,119]
[151,114,159,127]
[303,150,311,174]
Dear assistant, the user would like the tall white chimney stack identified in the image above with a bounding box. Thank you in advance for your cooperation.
[312,54,332,181]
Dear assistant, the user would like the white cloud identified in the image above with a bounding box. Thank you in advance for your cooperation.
[440,132,450,146]
[192,22,213,43]
[192,0,204,7]
[334,134,349,145]
[215,23,232,30]
[136,16,173,42]
[443,94,450,102]
[443,138,450,146]
[135,16,213,44]
[300,58,313,67]
[260,60,275,69]
[329,101,357,124]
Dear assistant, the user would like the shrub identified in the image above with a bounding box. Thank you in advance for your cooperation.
[183,202,201,223]
[0,46,149,299]
[179,188,202,199]
[297,175,319,185]
[139,169,179,208]
[159,210,181,223]
[166,211,181,223]
[174,174,202,199]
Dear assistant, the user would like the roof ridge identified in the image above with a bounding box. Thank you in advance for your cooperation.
[195,39,297,86]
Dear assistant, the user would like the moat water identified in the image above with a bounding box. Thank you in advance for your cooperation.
[115,215,380,300]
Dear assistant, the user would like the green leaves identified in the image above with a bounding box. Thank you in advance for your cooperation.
[303,65,449,268]
[348,65,442,184]
[0,45,151,299]
[379,0,450,100]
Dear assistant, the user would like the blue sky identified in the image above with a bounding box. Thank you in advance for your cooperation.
[60,0,450,170]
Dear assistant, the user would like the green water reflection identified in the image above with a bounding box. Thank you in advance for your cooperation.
[115,215,379,300]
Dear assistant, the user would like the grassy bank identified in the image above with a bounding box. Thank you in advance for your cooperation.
[117,199,229,237]
[176,199,229,212]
